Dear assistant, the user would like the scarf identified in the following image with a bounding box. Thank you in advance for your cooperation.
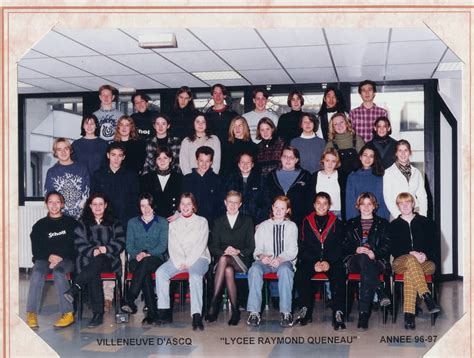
[373,133,390,148]
[395,161,412,183]
[157,167,172,176]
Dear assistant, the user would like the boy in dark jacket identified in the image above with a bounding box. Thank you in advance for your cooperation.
[182,146,224,228]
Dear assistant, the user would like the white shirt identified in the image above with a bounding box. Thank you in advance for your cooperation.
[242,110,279,143]
[226,212,239,229]
[316,171,341,211]
[157,173,170,190]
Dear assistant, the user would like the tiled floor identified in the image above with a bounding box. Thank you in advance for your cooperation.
[18,273,463,357]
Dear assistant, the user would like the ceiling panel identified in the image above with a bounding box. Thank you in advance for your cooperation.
[21,49,49,59]
[18,66,50,79]
[272,46,331,68]
[442,49,462,62]
[337,65,385,81]
[103,75,166,89]
[205,78,251,87]
[190,28,264,50]
[55,28,151,55]
[22,78,86,92]
[60,56,137,76]
[33,30,98,57]
[19,58,91,77]
[388,40,446,64]
[331,43,387,67]
[60,76,120,91]
[216,48,280,70]
[121,28,207,52]
[287,67,337,83]
[239,69,292,85]
[160,51,231,72]
[148,73,208,88]
[325,28,389,45]
[110,53,182,74]
[391,28,438,42]
[258,28,326,47]
[385,63,437,80]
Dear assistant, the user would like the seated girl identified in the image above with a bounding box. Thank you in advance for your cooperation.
[121,194,168,325]
[155,193,210,330]
[388,192,440,330]
[343,192,391,331]
[207,191,255,325]
[26,191,78,330]
[246,196,298,328]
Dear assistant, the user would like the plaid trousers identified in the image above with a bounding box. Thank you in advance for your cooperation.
[392,254,436,314]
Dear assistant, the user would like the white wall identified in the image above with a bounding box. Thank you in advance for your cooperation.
[438,77,463,277]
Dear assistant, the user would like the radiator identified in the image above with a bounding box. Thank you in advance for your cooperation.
[19,205,47,268]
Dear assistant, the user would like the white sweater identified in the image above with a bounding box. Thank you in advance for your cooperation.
[383,163,428,219]
[168,214,211,267]
[179,135,221,175]
[253,218,298,268]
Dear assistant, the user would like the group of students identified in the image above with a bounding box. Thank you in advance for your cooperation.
[26,79,440,333]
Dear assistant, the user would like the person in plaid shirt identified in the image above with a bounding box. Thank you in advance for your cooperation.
[349,80,388,142]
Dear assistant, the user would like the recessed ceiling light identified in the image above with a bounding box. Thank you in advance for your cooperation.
[138,33,177,49]
[437,62,463,71]
[192,71,242,81]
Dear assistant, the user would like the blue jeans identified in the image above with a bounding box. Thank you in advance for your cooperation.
[246,260,294,314]
[156,258,209,316]
[26,259,74,314]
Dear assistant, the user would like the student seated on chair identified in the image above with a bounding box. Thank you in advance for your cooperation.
[206,190,255,326]
[388,192,440,330]
[246,195,298,328]
[342,192,391,331]
[121,194,168,325]
[155,193,210,331]
[63,193,125,328]
[294,191,346,331]
[26,191,78,330]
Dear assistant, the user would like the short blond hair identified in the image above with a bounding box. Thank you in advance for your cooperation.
[396,192,415,205]
[52,138,72,158]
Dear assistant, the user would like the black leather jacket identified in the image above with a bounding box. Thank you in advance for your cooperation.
[343,215,391,268]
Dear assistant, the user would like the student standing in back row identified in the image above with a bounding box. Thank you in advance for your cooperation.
[243,87,279,142]
[349,80,388,143]
[206,83,238,144]
[93,84,124,142]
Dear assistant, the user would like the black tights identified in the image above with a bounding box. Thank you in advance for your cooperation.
[211,255,242,309]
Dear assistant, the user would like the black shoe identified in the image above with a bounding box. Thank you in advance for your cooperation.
[422,293,441,314]
[333,310,346,331]
[357,312,369,331]
[294,307,312,326]
[63,283,81,304]
[192,313,204,331]
[228,308,241,326]
[205,299,219,322]
[87,313,104,328]
[156,309,172,325]
[404,313,416,330]
[121,301,138,314]
[141,315,156,325]
[376,288,391,307]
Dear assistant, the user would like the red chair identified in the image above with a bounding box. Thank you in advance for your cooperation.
[345,273,388,324]
[392,274,436,325]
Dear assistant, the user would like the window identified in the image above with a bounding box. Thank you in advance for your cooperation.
[23,96,83,198]
[350,84,425,174]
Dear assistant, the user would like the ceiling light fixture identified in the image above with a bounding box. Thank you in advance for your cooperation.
[138,33,177,49]
[192,71,242,81]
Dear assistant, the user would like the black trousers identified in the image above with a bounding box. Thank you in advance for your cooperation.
[348,254,385,313]
[75,254,114,314]
[128,256,164,317]
[295,261,346,316]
